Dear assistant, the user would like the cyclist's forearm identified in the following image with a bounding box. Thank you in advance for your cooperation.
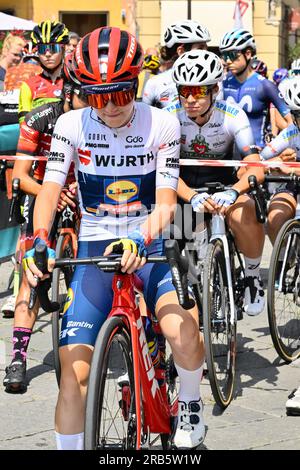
[140,189,177,240]
[33,182,62,235]
[13,159,41,196]
[177,177,197,202]
[233,155,265,194]
[18,175,41,197]
[284,112,293,126]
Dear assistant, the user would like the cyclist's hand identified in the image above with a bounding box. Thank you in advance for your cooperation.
[103,229,148,274]
[211,189,239,215]
[279,148,297,162]
[23,238,56,287]
[190,192,218,213]
[57,182,78,212]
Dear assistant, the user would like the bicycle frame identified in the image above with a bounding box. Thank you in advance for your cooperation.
[278,195,300,292]
[108,271,171,449]
[210,214,236,324]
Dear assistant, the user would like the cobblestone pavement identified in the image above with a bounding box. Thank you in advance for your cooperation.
[1,239,300,450]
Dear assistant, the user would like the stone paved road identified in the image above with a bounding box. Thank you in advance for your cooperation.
[1,238,300,450]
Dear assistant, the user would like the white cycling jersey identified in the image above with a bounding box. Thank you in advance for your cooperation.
[260,123,300,160]
[142,68,180,109]
[44,103,180,241]
[174,99,257,187]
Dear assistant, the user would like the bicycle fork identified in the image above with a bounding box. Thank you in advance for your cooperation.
[210,214,236,325]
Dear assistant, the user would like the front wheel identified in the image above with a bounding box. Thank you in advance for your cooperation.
[202,239,236,409]
[84,317,139,450]
[268,218,300,363]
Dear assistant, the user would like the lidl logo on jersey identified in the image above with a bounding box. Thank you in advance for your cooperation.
[215,101,239,117]
[78,148,92,166]
[104,178,140,203]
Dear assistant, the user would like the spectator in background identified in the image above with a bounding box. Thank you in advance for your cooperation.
[136,47,160,100]
[65,31,80,54]
[0,34,26,91]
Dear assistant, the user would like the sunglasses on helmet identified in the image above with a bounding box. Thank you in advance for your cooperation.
[37,43,63,55]
[83,81,136,109]
[178,85,212,100]
[220,51,241,62]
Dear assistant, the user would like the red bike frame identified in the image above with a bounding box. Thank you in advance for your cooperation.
[107,271,175,449]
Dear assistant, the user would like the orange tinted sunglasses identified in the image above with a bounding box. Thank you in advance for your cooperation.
[178,85,211,100]
[86,88,136,109]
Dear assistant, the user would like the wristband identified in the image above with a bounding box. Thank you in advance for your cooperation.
[140,229,152,246]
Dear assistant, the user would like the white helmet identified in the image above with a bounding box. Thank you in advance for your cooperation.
[219,28,256,52]
[291,58,300,71]
[164,20,211,49]
[172,50,223,86]
[283,77,300,111]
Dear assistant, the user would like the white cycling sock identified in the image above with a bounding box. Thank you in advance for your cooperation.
[244,256,261,278]
[55,431,84,450]
[175,362,203,402]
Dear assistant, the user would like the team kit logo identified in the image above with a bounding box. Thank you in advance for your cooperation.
[189,135,210,155]
[104,179,139,203]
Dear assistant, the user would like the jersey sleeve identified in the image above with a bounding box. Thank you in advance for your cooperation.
[18,81,33,123]
[142,75,157,106]
[16,120,40,156]
[155,112,181,191]
[262,79,291,117]
[260,124,300,160]
[43,113,75,186]
[226,106,258,158]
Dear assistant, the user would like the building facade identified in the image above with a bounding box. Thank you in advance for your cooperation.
[0,0,299,73]
[137,0,300,73]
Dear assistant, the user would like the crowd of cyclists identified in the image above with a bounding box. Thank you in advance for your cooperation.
[0,16,300,450]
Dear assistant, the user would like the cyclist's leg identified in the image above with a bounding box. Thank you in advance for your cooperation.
[267,190,296,245]
[140,241,205,448]
[226,194,265,315]
[3,195,37,391]
[55,240,114,449]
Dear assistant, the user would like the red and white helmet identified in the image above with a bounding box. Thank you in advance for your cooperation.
[72,27,144,88]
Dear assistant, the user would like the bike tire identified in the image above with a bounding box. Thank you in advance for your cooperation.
[51,232,75,386]
[267,218,300,363]
[202,239,236,409]
[84,317,138,450]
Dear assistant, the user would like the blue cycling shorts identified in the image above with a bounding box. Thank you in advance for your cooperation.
[59,238,176,347]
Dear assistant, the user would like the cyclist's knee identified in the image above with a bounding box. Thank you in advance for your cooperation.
[59,344,92,394]
[163,317,200,354]
[229,198,258,229]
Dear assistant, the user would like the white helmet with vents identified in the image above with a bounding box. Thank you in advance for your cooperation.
[283,77,300,111]
[164,20,211,49]
[291,59,300,71]
[172,50,224,86]
[219,28,256,52]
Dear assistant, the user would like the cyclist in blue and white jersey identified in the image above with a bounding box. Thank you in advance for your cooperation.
[172,50,265,316]
[23,27,206,450]
[261,77,300,245]
[142,20,211,111]
[219,29,293,149]
[260,77,300,416]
